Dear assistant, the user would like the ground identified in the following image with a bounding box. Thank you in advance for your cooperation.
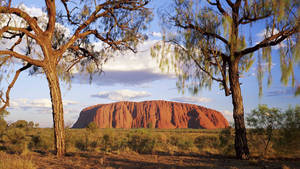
[25,151,300,169]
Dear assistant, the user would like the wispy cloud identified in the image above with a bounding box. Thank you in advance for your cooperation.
[72,40,175,86]
[222,110,233,123]
[171,96,212,104]
[151,32,162,38]
[266,87,297,97]
[91,89,151,101]
[8,98,78,114]
[73,69,171,86]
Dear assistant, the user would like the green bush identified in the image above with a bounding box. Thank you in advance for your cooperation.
[1,128,29,154]
[0,151,36,169]
[194,135,219,150]
[275,106,300,155]
[219,129,234,155]
[29,132,53,151]
[75,138,86,151]
[128,130,156,154]
[10,120,35,129]
[169,135,193,150]
[247,105,282,157]
[101,133,128,152]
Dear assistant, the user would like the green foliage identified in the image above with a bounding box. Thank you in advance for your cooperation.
[246,105,282,157]
[75,138,87,151]
[275,105,300,155]
[247,105,300,157]
[29,132,53,151]
[169,135,193,150]
[10,120,35,129]
[218,128,234,155]
[247,105,282,130]
[152,0,300,97]
[0,118,7,134]
[1,128,29,154]
[0,109,9,120]
[86,122,97,133]
[128,130,156,154]
[147,122,153,128]
[0,151,36,169]
[194,135,219,150]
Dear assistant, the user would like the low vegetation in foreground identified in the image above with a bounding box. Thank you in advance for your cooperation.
[0,105,299,168]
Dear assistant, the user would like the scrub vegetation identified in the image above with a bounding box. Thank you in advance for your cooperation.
[0,106,299,168]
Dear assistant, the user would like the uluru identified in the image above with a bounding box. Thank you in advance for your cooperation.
[72,100,229,129]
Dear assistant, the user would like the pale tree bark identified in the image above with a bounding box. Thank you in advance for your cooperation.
[45,65,65,157]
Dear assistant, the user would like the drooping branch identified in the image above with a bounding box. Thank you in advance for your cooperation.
[174,21,229,45]
[168,39,224,83]
[239,13,272,24]
[236,26,299,57]
[0,63,32,112]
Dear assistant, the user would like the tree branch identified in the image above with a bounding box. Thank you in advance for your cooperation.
[239,13,271,24]
[0,63,32,112]
[236,27,298,57]
[207,0,229,16]
[175,21,229,45]
[0,6,43,34]
[0,26,39,42]
[0,50,43,67]
[169,40,224,83]
[45,0,56,37]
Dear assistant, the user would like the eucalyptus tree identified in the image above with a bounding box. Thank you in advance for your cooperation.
[0,0,151,156]
[152,0,299,159]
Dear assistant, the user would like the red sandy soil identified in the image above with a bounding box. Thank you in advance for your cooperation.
[27,151,300,169]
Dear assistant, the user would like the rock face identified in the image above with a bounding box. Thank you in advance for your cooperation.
[72,100,229,129]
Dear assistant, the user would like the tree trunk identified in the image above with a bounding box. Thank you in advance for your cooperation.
[45,67,65,157]
[229,60,250,160]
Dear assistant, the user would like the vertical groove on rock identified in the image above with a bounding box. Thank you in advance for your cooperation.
[72,100,229,129]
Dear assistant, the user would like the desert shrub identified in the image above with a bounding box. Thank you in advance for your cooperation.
[274,106,300,156]
[86,122,97,133]
[65,129,77,152]
[147,122,153,128]
[28,132,53,151]
[0,119,7,133]
[1,128,29,154]
[0,119,7,150]
[100,133,128,152]
[10,120,35,130]
[75,138,86,151]
[169,135,193,151]
[102,134,112,152]
[218,128,234,155]
[0,151,36,169]
[247,105,282,157]
[194,135,219,150]
[128,130,156,154]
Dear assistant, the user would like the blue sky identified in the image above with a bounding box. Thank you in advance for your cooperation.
[1,0,300,127]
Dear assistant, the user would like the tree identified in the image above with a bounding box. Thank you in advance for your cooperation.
[0,0,151,157]
[246,105,282,157]
[152,0,299,159]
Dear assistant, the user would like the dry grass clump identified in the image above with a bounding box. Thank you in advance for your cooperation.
[0,151,36,169]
